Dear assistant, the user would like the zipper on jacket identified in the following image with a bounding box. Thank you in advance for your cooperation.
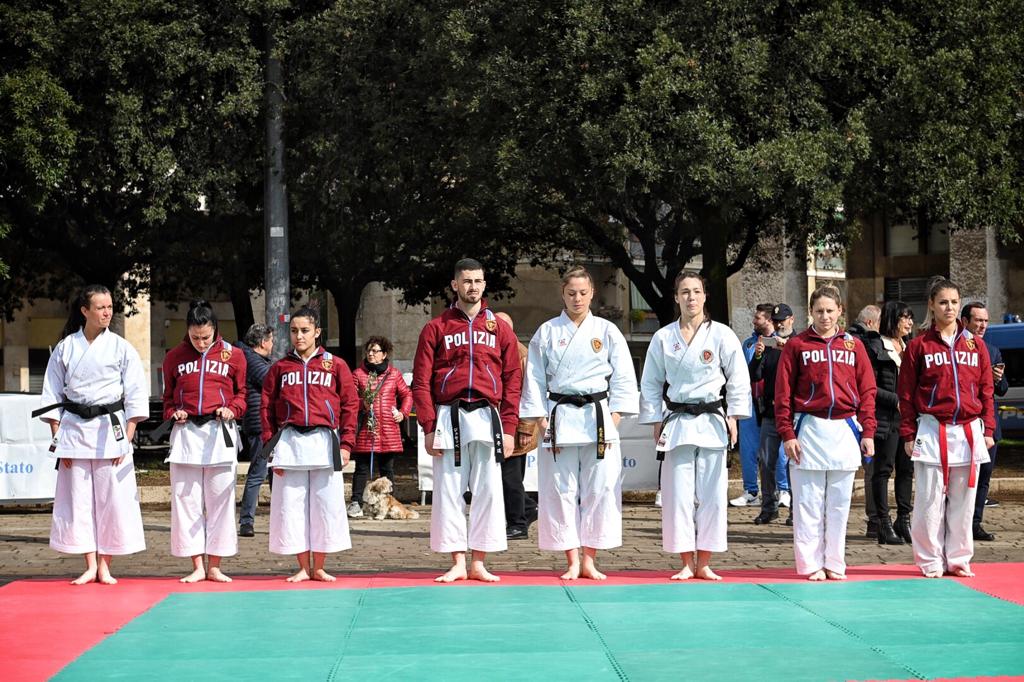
[826,337,836,418]
[440,366,457,393]
[467,315,475,400]
[949,335,962,424]
[219,389,226,409]
[485,363,498,394]
[801,382,816,406]
[927,385,938,408]
[845,381,859,407]
[325,400,335,427]
[303,354,312,426]
[198,344,213,413]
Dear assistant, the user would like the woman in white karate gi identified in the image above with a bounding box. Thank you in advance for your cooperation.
[37,284,149,585]
[520,267,639,580]
[161,300,247,583]
[640,271,750,581]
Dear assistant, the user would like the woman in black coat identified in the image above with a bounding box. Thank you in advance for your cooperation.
[865,301,916,544]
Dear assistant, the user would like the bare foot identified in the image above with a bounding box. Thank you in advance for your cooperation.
[825,569,846,581]
[807,569,827,581]
[580,565,607,581]
[670,565,695,581]
[560,562,581,580]
[923,569,943,579]
[96,568,118,585]
[695,566,722,581]
[207,567,232,583]
[71,568,97,585]
[468,564,501,583]
[286,568,311,583]
[434,565,468,583]
[313,568,336,582]
[180,567,207,584]
[949,566,975,578]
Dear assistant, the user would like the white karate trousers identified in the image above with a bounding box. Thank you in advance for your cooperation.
[50,456,146,556]
[169,463,238,558]
[791,468,854,575]
[661,445,728,554]
[430,441,507,554]
[538,443,623,551]
[912,463,979,576]
[269,468,351,555]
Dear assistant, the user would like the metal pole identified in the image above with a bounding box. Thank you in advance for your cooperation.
[264,22,290,361]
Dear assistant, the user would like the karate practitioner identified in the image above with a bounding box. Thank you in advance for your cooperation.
[639,270,750,581]
[898,278,995,578]
[413,258,522,583]
[36,284,148,585]
[261,306,359,582]
[520,267,639,580]
[161,300,247,583]
[775,285,877,581]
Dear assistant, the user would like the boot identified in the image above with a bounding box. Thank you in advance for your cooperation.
[893,514,912,544]
[877,516,904,545]
[865,518,878,539]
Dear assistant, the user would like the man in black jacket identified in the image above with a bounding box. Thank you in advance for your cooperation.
[235,323,275,537]
[749,303,796,525]
[961,303,1010,541]
[847,305,882,538]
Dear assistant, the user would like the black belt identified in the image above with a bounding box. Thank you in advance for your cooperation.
[657,398,726,461]
[33,398,127,467]
[150,413,235,449]
[447,399,504,466]
[260,424,343,472]
[547,391,609,459]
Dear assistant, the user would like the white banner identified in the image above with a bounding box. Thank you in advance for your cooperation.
[0,393,58,502]
[417,415,660,494]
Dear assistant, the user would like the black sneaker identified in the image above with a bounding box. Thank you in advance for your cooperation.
[985,498,999,508]
[973,525,995,541]
[239,523,255,537]
[785,515,793,527]
[506,527,529,540]
[754,510,779,525]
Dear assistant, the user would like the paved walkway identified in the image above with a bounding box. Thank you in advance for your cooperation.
[3,499,1022,582]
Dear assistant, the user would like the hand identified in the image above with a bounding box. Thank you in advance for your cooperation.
[502,433,514,456]
[984,436,995,450]
[215,407,234,421]
[726,416,737,449]
[112,455,124,466]
[775,336,788,347]
[274,468,283,477]
[753,340,765,357]
[611,412,622,428]
[424,431,442,457]
[992,366,1005,382]
[173,410,188,422]
[61,458,71,469]
[392,409,404,423]
[860,438,875,458]
[653,422,663,445]
[340,448,351,467]
[783,438,801,465]
[904,441,914,457]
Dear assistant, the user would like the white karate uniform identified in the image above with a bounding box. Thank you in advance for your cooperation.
[267,429,351,555]
[789,414,860,575]
[640,320,750,554]
[167,420,240,558]
[520,311,639,551]
[910,416,988,575]
[39,329,148,556]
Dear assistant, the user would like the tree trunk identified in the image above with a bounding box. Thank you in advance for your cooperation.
[228,265,255,341]
[699,206,731,324]
[329,281,365,367]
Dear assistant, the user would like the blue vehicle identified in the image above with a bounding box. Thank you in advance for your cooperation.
[983,323,1024,438]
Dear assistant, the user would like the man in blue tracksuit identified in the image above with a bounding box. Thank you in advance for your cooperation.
[732,304,774,507]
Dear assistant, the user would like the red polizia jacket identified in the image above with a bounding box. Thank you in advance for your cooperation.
[260,347,359,451]
[162,337,247,420]
[897,323,995,439]
[352,365,413,453]
[412,303,522,435]
[774,327,878,442]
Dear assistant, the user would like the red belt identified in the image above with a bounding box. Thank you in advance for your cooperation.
[937,420,978,493]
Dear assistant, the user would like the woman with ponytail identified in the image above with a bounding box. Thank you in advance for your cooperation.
[161,300,247,582]
[36,285,149,585]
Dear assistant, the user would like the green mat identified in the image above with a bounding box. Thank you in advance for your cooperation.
[55,581,1024,681]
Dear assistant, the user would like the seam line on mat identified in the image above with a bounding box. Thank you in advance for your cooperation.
[758,583,926,680]
[326,587,368,682]
[562,584,630,682]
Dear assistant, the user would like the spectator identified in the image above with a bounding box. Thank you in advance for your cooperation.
[348,336,414,518]
[494,312,539,541]
[960,302,1010,541]
[847,304,882,537]
[748,302,797,525]
[237,323,275,537]
[732,303,775,507]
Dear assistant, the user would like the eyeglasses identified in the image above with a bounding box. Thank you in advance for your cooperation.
[366,348,384,354]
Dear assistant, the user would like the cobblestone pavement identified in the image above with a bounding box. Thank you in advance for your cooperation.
[2,498,1022,583]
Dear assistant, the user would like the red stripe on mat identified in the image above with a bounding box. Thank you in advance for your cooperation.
[3,563,1023,682]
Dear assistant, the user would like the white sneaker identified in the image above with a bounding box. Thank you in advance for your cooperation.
[347,501,363,518]
[654,491,662,508]
[778,491,791,508]
[729,491,759,507]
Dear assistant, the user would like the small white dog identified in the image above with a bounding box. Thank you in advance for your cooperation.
[362,477,420,520]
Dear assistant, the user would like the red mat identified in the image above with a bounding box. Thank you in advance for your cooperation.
[4,563,1023,682]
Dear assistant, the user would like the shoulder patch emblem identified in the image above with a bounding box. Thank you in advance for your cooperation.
[591,338,603,353]
[844,340,855,351]
[701,349,714,364]
[322,357,333,371]
[965,339,976,351]
[486,319,497,332]
[220,348,232,362]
